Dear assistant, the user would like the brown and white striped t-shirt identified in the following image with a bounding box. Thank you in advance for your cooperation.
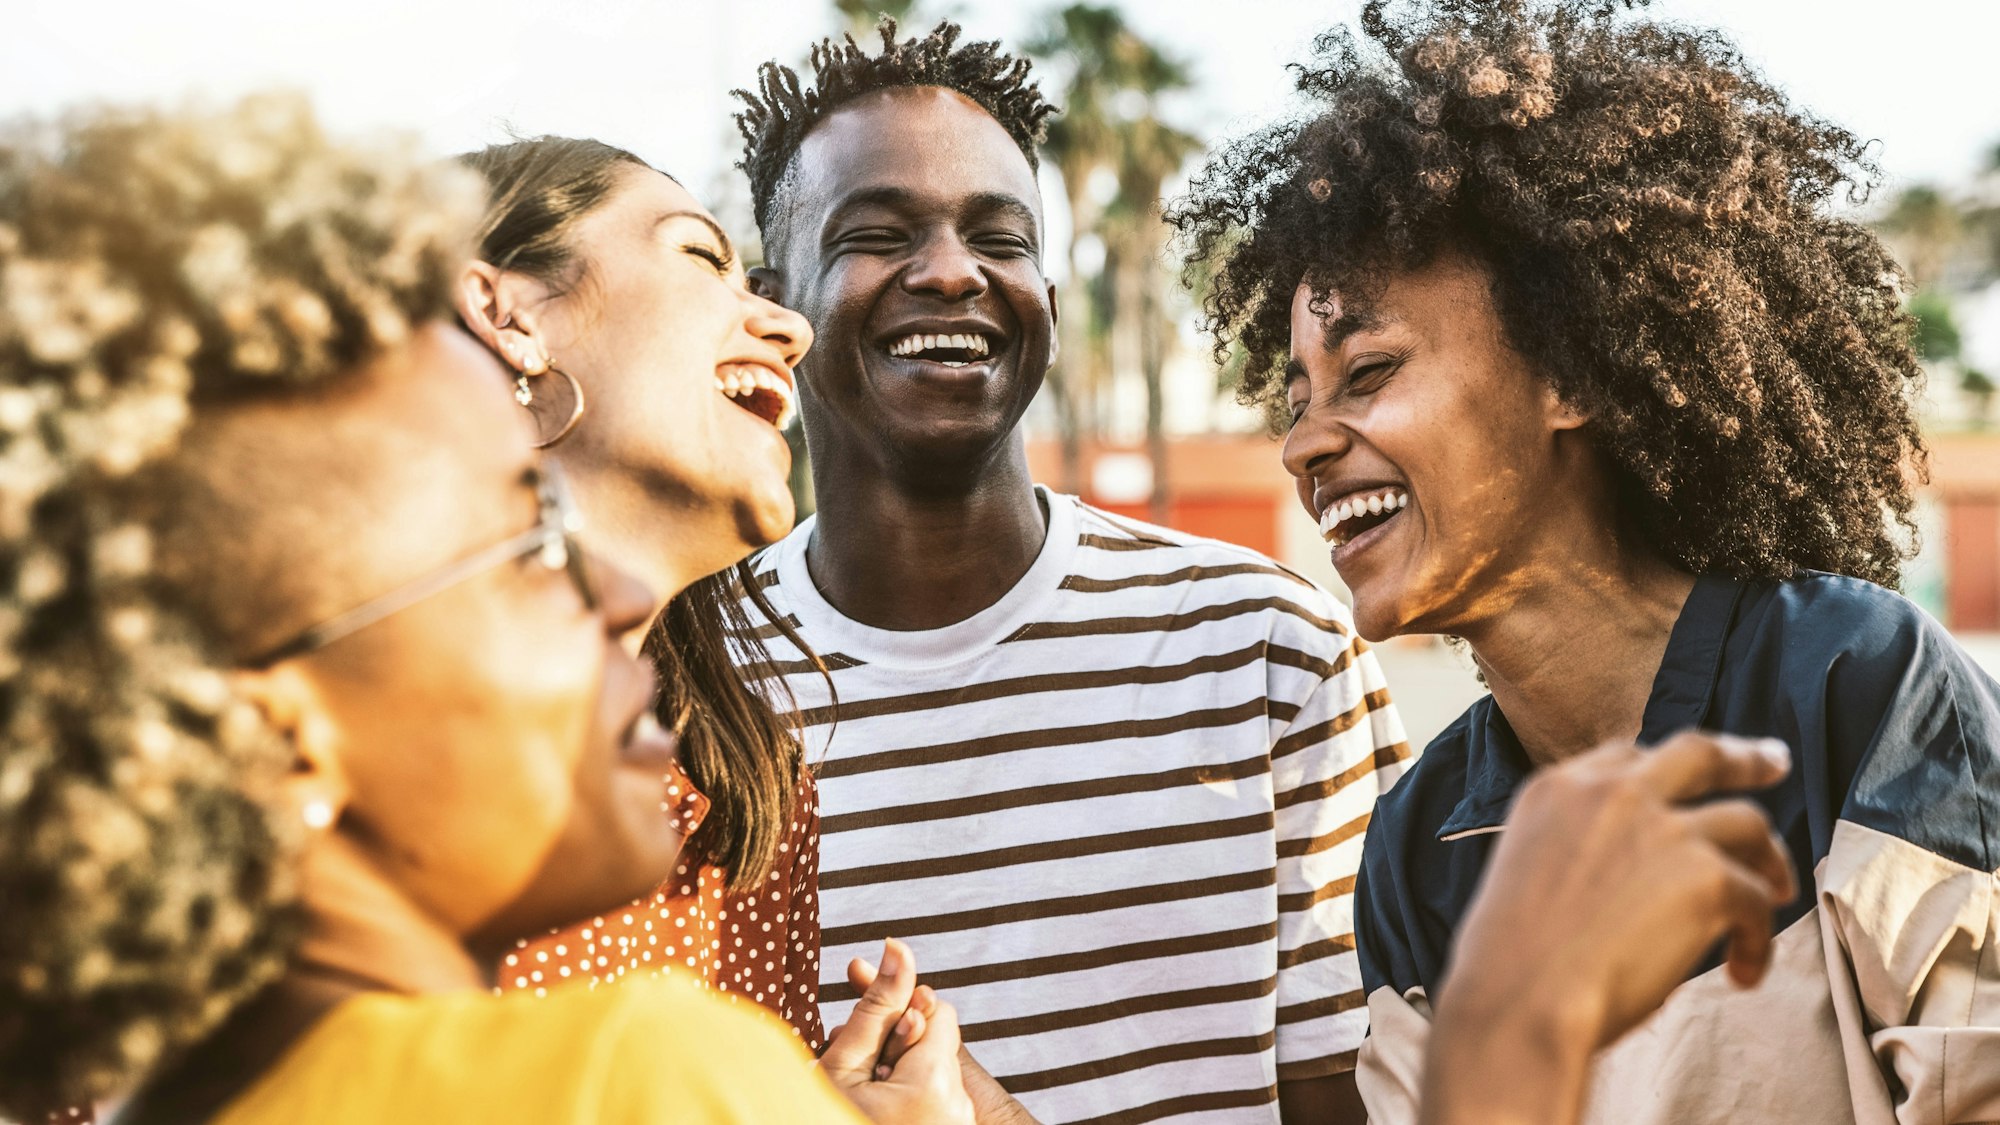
[740,489,1411,1124]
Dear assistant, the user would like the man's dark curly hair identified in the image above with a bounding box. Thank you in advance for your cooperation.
[1168,0,1925,587]
[733,18,1058,246]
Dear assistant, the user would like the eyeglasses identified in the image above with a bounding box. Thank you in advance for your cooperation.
[246,462,598,667]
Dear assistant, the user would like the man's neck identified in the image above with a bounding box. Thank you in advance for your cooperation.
[805,441,1048,632]
[1460,539,1696,768]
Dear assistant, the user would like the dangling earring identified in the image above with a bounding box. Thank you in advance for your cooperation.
[514,347,547,406]
[303,798,336,831]
[513,350,585,448]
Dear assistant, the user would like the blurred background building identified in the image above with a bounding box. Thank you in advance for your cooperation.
[10,0,2000,744]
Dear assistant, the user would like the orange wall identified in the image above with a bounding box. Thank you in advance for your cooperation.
[1025,435,1295,557]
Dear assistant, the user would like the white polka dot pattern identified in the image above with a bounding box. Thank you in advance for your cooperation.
[501,769,825,1052]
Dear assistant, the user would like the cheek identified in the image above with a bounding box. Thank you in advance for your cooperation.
[337,608,603,912]
[570,278,727,452]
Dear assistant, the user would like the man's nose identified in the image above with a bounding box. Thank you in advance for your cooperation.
[901,235,987,302]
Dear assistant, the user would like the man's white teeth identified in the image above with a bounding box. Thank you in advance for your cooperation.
[1318,489,1409,544]
[888,332,992,359]
[713,365,796,428]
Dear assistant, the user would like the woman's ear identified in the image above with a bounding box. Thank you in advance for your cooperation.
[455,261,551,376]
[1542,382,1590,433]
[230,663,353,834]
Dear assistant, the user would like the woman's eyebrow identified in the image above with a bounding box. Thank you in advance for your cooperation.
[655,210,736,260]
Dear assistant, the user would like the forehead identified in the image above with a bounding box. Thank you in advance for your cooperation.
[571,165,713,244]
[790,87,1042,223]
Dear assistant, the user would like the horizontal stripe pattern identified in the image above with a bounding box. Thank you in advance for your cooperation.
[740,491,1412,1123]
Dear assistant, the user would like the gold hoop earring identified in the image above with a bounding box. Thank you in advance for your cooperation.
[519,365,585,448]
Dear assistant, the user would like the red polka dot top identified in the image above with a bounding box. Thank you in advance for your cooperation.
[500,768,825,1052]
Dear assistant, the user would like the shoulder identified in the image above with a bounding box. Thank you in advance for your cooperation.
[745,521,811,596]
[1742,571,1936,666]
[524,979,862,1123]
[218,980,860,1125]
[1726,573,2000,871]
[1727,571,1977,732]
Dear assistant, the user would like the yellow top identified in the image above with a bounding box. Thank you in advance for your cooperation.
[211,974,869,1125]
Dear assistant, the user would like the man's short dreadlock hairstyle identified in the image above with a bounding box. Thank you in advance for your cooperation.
[733,18,1058,239]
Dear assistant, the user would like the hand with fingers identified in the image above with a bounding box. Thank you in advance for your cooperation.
[834,949,1042,1125]
[819,939,975,1125]
[1418,732,1798,1125]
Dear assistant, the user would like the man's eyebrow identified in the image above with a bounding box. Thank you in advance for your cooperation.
[827,185,918,221]
[656,210,737,261]
[823,186,1040,231]
[1284,357,1308,383]
[965,191,1040,230]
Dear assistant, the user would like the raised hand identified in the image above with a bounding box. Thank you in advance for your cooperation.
[1420,732,1797,1125]
[819,939,974,1125]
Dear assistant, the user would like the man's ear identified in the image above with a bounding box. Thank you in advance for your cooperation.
[1046,281,1061,367]
[230,663,353,832]
[455,261,553,375]
[747,266,786,307]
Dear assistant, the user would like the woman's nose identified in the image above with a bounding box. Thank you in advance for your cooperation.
[746,292,813,370]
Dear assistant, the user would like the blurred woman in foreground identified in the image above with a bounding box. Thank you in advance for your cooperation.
[0,96,968,1124]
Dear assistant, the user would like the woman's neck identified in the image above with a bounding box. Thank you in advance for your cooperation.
[291,834,489,994]
[1458,538,1695,767]
[558,462,729,618]
[119,837,482,1124]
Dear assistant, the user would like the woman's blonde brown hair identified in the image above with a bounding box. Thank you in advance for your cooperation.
[0,95,481,1115]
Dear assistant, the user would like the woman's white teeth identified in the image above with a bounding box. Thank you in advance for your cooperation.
[888,332,992,361]
[1318,489,1409,544]
[713,365,795,428]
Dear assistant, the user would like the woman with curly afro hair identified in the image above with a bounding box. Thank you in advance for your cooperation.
[1172,2,2000,1122]
[0,96,972,1124]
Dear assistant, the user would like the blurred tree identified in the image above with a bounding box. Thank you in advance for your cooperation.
[835,0,925,38]
[1112,115,1202,521]
[1910,288,1963,362]
[1879,185,1968,290]
[1027,5,1199,514]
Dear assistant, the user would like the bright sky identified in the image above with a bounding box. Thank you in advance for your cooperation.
[6,0,1997,213]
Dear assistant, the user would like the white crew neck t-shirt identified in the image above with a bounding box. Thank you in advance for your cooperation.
[740,489,1411,1123]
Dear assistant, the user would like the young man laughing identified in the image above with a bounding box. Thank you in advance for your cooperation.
[732,22,1412,1124]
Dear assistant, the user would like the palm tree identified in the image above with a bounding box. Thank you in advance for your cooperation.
[834,0,925,39]
[1027,5,1200,512]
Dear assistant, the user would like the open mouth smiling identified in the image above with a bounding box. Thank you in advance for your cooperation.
[714,363,795,429]
[877,321,1008,375]
[886,331,993,367]
[1319,486,1410,549]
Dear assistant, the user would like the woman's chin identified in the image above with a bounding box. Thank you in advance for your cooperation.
[1349,592,1413,645]
[734,486,797,551]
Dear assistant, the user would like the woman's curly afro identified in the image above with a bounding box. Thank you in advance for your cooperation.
[1169,0,1926,586]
